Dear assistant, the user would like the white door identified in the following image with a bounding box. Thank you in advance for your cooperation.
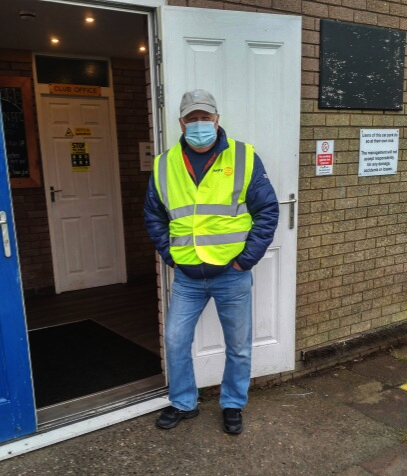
[40,96,125,293]
[159,6,301,386]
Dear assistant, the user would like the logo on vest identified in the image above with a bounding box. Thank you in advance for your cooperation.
[224,167,233,176]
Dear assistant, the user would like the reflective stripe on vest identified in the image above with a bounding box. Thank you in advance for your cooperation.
[158,141,247,219]
[168,203,248,220]
[170,230,249,247]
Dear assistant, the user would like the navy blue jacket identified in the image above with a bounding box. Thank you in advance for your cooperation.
[144,127,279,279]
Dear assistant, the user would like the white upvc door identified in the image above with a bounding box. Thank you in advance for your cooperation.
[158,6,301,386]
[39,95,125,293]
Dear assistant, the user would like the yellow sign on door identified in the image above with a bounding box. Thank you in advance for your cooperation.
[74,127,92,136]
[70,142,90,172]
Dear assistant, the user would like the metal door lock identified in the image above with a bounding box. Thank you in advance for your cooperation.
[0,211,11,257]
[279,193,296,230]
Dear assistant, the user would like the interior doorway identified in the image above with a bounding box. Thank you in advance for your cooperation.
[0,0,164,426]
[38,93,125,293]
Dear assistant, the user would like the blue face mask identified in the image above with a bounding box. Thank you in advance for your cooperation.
[184,121,217,148]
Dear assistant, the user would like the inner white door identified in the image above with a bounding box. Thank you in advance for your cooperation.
[40,95,125,293]
[159,6,301,386]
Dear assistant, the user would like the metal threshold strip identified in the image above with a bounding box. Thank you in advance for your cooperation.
[0,376,169,461]
[37,374,167,429]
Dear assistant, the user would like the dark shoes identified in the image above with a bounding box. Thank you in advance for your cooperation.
[156,405,243,434]
[222,408,243,434]
[156,405,199,429]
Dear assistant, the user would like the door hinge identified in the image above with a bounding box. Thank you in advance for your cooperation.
[155,37,162,65]
[157,84,164,109]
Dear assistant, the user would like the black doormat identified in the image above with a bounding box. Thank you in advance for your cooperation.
[29,320,162,408]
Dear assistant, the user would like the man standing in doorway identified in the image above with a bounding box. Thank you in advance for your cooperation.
[144,89,279,434]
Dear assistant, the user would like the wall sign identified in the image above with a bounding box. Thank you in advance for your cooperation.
[49,84,101,97]
[316,140,334,176]
[139,142,154,172]
[0,77,41,187]
[359,129,399,176]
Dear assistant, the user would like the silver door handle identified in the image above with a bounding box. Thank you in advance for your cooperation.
[279,193,296,230]
[50,186,63,202]
[0,211,11,257]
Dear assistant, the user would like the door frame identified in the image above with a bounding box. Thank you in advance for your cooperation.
[33,53,128,293]
[1,1,166,455]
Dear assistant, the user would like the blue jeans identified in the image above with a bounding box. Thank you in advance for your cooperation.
[165,266,253,411]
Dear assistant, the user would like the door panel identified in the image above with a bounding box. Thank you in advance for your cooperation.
[252,248,279,344]
[159,6,301,386]
[40,96,123,292]
[0,106,36,443]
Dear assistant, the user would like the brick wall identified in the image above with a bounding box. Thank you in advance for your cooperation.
[294,1,407,356]
[0,49,54,293]
[167,1,407,361]
[111,57,156,282]
[296,103,406,353]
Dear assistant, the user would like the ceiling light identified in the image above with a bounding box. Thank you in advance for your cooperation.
[51,38,60,44]
[139,46,146,52]
[85,17,95,23]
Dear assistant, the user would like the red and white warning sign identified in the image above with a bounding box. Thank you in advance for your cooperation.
[316,140,334,176]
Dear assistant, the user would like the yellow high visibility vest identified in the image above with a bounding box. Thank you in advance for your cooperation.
[154,138,254,265]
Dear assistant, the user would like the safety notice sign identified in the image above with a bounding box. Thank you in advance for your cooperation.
[359,129,399,176]
[74,127,92,136]
[70,142,90,172]
[316,140,334,176]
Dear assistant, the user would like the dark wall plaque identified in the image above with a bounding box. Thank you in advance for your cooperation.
[319,20,406,110]
[0,77,41,187]
[1,87,30,178]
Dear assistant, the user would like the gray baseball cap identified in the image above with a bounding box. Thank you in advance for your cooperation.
[180,89,217,117]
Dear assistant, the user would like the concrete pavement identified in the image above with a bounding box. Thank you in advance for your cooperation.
[1,345,406,475]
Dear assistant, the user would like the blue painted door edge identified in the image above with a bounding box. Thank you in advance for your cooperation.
[0,96,37,442]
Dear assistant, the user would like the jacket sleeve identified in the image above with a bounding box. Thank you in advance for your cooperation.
[235,153,279,270]
[144,173,175,267]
